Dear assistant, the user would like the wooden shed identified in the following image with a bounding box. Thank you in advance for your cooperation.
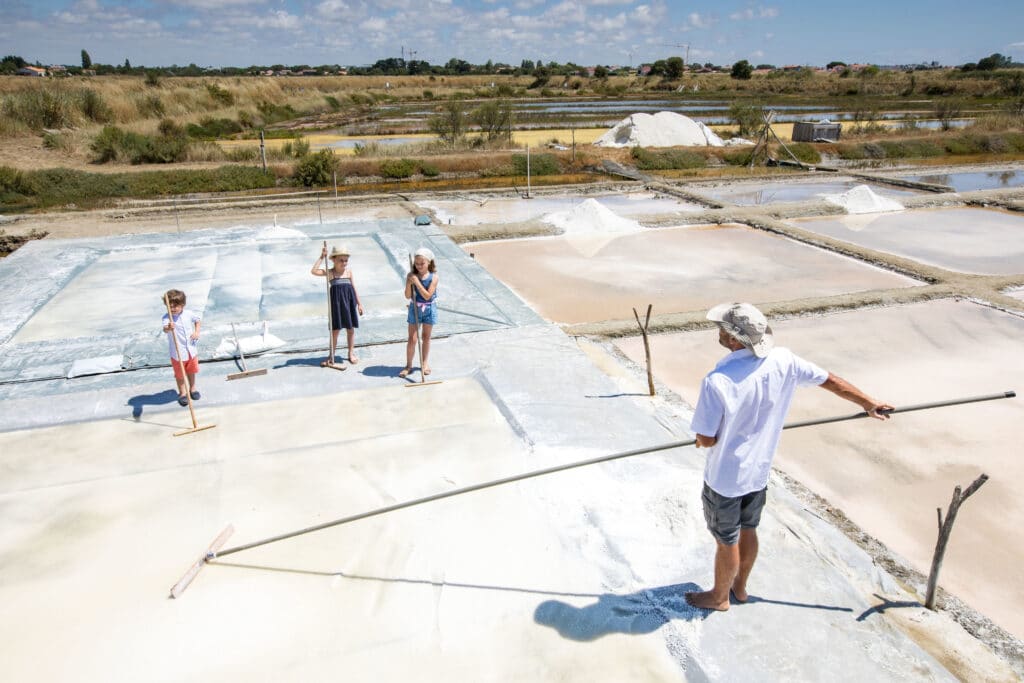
[792,121,841,142]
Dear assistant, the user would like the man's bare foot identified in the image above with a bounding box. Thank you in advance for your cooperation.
[347,355,359,364]
[685,590,730,611]
[423,365,431,376]
[730,585,749,603]
[398,367,412,378]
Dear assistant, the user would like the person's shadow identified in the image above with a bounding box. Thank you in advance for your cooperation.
[361,364,415,378]
[127,389,181,418]
[534,582,708,641]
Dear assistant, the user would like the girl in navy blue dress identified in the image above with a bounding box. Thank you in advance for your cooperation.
[399,247,439,378]
[311,245,364,367]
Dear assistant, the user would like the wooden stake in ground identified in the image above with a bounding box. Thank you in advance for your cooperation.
[633,304,655,396]
[925,473,989,610]
[163,293,215,436]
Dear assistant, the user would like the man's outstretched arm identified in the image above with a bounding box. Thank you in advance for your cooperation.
[819,373,894,419]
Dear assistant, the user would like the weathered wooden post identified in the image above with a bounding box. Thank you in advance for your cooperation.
[924,473,988,610]
[632,304,655,396]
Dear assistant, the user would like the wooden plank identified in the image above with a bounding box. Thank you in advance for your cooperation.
[169,524,235,599]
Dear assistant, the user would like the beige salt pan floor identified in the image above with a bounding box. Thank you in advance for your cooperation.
[0,377,690,682]
[466,224,919,325]
[615,299,1024,640]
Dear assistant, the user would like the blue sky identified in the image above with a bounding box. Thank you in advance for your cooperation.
[2,0,1022,69]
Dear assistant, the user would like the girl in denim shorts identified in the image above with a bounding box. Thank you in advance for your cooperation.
[399,247,439,378]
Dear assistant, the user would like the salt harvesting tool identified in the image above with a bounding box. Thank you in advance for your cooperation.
[225,323,268,381]
[168,390,1014,597]
[320,240,346,372]
[405,254,442,388]
[163,293,216,437]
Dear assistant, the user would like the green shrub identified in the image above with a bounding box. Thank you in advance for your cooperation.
[1,89,78,129]
[293,149,337,186]
[91,125,126,162]
[281,137,310,158]
[324,95,341,111]
[137,94,165,118]
[90,122,189,164]
[79,89,111,123]
[186,117,243,140]
[256,100,296,124]
[0,165,35,198]
[630,147,706,170]
[205,83,235,106]
[785,142,821,164]
[721,148,755,166]
[379,158,417,179]
[419,161,440,177]
[2,165,274,210]
[728,102,764,136]
[511,152,560,175]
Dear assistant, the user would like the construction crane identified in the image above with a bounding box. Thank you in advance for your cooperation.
[661,43,691,70]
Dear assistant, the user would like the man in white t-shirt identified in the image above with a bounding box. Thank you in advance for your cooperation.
[685,302,892,611]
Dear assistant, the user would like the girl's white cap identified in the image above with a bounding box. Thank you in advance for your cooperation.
[414,247,434,261]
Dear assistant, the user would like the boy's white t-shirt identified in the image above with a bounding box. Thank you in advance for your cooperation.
[162,308,201,360]
[691,346,828,498]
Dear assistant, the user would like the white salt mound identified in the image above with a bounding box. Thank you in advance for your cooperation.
[594,111,729,148]
[823,185,904,214]
[541,198,642,236]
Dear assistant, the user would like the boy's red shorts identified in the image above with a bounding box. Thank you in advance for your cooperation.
[171,355,199,380]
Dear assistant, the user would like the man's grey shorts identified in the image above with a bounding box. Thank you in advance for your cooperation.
[701,483,767,545]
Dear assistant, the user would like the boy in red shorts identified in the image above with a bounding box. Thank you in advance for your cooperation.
[161,289,202,406]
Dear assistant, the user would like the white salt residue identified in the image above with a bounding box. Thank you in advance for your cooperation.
[541,198,642,236]
[594,111,730,148]
[257,224,308,240]
[215,322,286,357]
[822,185,904,214]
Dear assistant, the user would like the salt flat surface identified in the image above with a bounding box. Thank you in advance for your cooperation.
[615,299,1024,640]
[697,180,920,206]
[466,224,919,324]
[896,169,1024,192]
[790,207,1024,275]
[420,193,702,226]
[822,184,904,214]
[0,323,960,682]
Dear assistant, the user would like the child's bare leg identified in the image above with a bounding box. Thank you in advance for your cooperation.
[346,328,358,363]
[186,372,198,392]
[421,324,433,375]
[175,375,187,398]
[400,324,417,376]
[324,329,340,366]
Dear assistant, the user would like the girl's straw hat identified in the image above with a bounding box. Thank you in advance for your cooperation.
[413,247,434,261]
[329,245,350,258]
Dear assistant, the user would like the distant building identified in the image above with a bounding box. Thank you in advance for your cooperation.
[17,66,46,77]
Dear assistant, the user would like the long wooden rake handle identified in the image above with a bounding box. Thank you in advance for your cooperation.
[208,390,1015,561]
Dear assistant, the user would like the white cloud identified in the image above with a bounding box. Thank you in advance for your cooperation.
[730,6,778,21]
[689,12,714,29]
[165,0,263,7]
[590,13,627,31]
[359,16,388,32]
[316,0,351,17]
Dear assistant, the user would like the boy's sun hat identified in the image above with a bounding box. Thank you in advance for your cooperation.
[707,302,774,358]
[329,245,350,258]
[414,247,434,262]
